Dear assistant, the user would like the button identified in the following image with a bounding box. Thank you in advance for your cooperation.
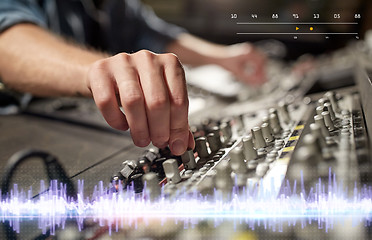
[183,170,193,179]
[206,160,215,167]
[199,167,208,173]
[242,136,258,160]
[181,149,196,170]
[162,159,182,184]
[275,139,284,147]
[252,126,266,149]
[195,137,209,159]
[229,147,247,174]
[212,155,221,162]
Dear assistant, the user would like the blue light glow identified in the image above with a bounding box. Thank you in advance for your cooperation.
[1,174,372,235]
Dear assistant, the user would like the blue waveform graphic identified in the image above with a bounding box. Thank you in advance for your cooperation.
[1,173,372,235]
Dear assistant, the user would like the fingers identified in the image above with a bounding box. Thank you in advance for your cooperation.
[133,51,170,149]
[111,53,151,147]
[160,53,191,155]
[87,60,129,131]
[87,51,193,155]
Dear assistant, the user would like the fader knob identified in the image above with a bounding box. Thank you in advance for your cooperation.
[252,126,266,149]
[242,136,258,160]
[142,172,161,200]
[229,147,247,174]
[181,149,196,170]
[261,122,274,143]
[195,137,209,158]
[321,111,335,131]
[314,115,330,137]
[162,159,181,184]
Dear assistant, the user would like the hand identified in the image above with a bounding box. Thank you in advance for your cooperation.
[85,50,195,155]
[216,43,267,86]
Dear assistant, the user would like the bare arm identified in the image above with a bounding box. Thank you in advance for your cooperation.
[0,24,194,155]
[166,33,267,85]
[0,24,103,97]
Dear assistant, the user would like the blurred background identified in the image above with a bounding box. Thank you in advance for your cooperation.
[142,0,372,59]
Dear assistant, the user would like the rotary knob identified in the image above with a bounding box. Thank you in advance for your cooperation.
[242,135,258,160]
[162,159,182,184]
[252,126,266,149]
[229,147,247,174]
[181,149,196,170]
[195,137,210,159]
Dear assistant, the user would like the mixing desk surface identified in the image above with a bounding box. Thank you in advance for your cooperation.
[1,40,372,240]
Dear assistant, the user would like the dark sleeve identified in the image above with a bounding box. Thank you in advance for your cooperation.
[0,0,47,33]
[105,0,187,54]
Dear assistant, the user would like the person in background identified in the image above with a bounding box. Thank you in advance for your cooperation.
[0,0,266,155]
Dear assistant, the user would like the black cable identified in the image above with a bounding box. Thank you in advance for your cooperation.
[0,144,134,240]
[0,149,77,240]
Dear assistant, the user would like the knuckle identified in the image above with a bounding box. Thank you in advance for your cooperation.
[88,60,107,79]
[163,54,183,70]
[147,94,168,110]
[163,53,180,64]
[135,50,155,60]
[92,59,108,70]
[122,92,144,109]
[171,95,188,108]
[94,93,111,110]
[116,52,131,63]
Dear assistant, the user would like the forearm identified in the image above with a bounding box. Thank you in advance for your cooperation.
[0,24,106,97]
[166,33,227,66]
